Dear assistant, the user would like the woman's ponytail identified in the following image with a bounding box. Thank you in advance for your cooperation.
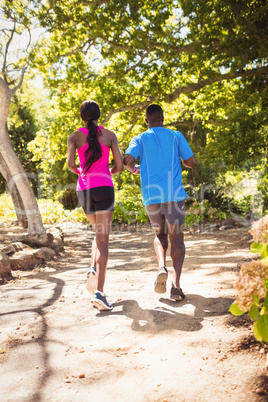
[80,100,102,174]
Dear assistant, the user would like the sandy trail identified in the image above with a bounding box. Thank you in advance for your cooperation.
[0,225,267,402]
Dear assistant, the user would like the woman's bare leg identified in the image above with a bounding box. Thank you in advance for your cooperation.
[86,210,113,293]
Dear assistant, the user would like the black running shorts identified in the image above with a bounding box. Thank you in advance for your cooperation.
[146,200,185,227]
[77,186,115,214]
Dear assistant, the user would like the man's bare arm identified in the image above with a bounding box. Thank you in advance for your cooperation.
[123,154,140,174]
[182,156,195,169]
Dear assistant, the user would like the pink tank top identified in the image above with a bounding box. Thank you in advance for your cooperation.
[76,126,113,191]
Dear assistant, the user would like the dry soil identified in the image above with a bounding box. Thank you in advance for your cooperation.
[0,224,268,402]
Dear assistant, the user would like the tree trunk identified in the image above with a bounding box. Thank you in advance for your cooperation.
[0,153,25,222]
[0,78,45,234]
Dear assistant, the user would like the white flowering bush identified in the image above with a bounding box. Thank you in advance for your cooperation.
[229,215,268,342]
[251,217,268,242]
[37,199,67,224]
[67,207,89,223]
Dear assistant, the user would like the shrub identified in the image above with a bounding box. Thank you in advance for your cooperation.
[0,193,16,222]
[229,215,268,342]
[67,207,89,223]
[185,200,224,227]
[113,184,149,224]
[37,199,67,224]
[61,189,79,210]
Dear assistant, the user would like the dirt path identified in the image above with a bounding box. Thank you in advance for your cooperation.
[1,225,267,401]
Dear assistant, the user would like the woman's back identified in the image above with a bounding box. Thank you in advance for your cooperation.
[76,126,114,191]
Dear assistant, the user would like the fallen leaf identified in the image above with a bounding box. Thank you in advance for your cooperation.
[79,374,85,378]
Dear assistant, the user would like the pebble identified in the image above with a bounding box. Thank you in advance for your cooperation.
[255,388,265,395]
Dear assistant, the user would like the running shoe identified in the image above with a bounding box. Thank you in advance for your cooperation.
[170,282,185,301]
[91,290,113,311]
[86,266,96,294]
[154,266,168,293]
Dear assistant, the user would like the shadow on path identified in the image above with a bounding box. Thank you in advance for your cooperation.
[95,294,233,333]
[1,276,65,401]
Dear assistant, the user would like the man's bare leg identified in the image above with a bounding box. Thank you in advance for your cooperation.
[152,222,169,293]
[168,223,185,290]
[152,222,168,268]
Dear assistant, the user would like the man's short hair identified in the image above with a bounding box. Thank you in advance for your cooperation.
[146,104,163,119]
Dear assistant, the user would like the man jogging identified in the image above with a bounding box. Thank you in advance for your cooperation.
[123,104,195,301]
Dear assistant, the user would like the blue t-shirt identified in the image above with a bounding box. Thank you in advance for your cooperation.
[125,127,194,206]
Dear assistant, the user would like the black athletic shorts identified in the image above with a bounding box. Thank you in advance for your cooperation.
[77,186,115,214]
[146,200,186,227]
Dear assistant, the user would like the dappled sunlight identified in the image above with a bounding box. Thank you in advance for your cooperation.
[186,239,217,246]
[204,250,253,259]
[109,247,149,253]
[201,262,238,269]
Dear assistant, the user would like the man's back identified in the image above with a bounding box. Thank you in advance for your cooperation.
[126,126,193,205]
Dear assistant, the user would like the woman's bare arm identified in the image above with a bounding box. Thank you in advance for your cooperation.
[67,133,80,175]
[110,133,123,175]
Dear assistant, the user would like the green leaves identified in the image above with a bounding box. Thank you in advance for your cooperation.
[254,314,268,343]
[251,242,268,260]
[248,304,259,321]
[229,303,244,316]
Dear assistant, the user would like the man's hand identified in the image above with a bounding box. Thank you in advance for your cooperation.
[133,165,140,175]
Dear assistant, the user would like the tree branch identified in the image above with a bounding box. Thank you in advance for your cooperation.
[101,98,155,125]
[2,23,16,82]
[11,65,28,94]
[164,120,194,128]
[154,42,194,54]
[165,118,233,129]
[119,109,145,145]
[98,35,131,50]
[168,65,268,102]
[83,0,111,4]
[100,65,268,126]
[97,35,194,55]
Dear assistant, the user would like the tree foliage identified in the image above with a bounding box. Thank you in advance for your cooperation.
[1,0,268,216]
[26,0,267,203]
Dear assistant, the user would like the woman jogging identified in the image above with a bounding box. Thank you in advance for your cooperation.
[67,100,123,311]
